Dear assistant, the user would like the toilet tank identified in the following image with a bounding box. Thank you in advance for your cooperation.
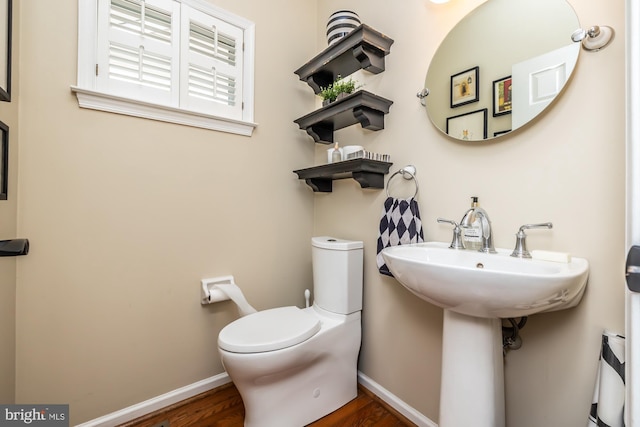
[312,236,363,315]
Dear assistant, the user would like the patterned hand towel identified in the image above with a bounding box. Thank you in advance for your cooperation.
[588,331,625,427]
[376,197,424,276]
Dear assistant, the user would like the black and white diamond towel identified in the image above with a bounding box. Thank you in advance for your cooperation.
[588,331,625,427]
[376,197,424,277]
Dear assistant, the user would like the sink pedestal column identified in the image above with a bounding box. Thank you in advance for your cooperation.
[439,310,505,427]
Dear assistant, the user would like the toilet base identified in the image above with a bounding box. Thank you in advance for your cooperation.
[242,361,358,427]
[220,308,361,427]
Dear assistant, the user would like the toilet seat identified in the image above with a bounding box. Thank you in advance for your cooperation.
[218,306,321,353]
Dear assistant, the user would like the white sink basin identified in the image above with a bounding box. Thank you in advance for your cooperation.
[382,241,589,427]
[381,241,589,318]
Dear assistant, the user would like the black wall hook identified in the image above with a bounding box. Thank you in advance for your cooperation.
[0,238,29,256]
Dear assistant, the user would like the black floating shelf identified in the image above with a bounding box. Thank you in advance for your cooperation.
[294,90,393,144]
[294,24,394,94]
[294,158,393,192]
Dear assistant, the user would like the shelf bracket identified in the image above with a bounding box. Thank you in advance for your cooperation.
[306,71,333,95]
[305,178,333,193]
[353,106,385,131]
[352,45,386,74]
[306,124,334,144]
[352,171,385,189]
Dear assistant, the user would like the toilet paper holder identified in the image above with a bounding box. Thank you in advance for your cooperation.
[200,275,258,317]
[201,275,236,304]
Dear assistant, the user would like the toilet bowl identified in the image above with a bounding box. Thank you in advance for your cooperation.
[218,237,363,427]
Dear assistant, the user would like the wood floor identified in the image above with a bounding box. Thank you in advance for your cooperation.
[118,382,416,427]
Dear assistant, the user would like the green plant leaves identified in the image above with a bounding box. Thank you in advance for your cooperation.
[319,76,360,102]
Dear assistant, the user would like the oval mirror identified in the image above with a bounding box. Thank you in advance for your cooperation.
[424,0,580,141]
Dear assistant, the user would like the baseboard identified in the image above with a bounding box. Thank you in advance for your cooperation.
[74,373,232,427]
[76,371,437,427]
[357,372,438,427]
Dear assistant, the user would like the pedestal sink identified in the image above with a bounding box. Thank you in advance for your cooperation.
[381,241,589,427]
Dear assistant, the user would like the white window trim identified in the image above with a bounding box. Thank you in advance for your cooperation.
[71,0,257,135]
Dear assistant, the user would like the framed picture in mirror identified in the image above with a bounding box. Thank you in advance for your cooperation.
[450,66,479,108]
[446,108,487,141]
[0,0,11,102]
[0,120,7,200]
[493,76,512,116]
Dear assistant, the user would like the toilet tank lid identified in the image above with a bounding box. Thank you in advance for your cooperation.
[218,306,321,354]
[312,236,363,250]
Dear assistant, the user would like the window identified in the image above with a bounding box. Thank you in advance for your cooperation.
[72,0,256,135]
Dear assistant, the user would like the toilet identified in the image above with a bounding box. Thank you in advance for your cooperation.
[218,236,363,427]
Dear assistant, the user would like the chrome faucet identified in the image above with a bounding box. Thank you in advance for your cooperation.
[460,205,496,253]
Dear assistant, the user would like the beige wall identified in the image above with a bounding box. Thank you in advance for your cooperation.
[314,0,626,426]
[0,0,18,403]
[15,0,315,423]
[10,0,626,426]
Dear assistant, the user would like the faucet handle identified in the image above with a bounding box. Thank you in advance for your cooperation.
[437,218,465,250]
[510,222,553,258]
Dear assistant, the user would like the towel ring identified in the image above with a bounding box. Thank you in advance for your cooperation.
[386,165,419,198]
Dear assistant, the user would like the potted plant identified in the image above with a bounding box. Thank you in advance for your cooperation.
[319,76,361,106]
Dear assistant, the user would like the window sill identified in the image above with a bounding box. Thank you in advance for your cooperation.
[70,86,258,136]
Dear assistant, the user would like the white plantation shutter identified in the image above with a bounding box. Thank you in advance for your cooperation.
[75,0,256,134]
[97,0,180,105]
[180,6,243,119]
